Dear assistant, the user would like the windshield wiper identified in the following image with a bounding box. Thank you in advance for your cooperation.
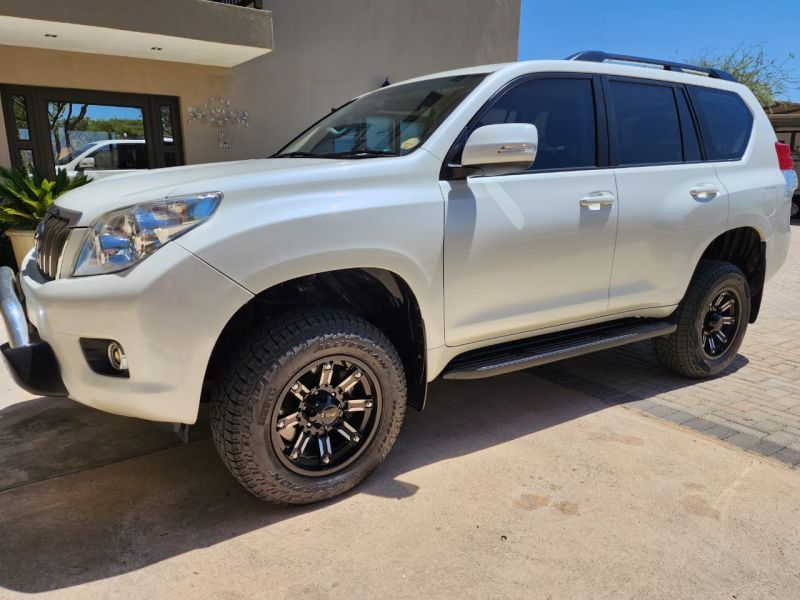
[324,149,401,159]
[270,151,322,159]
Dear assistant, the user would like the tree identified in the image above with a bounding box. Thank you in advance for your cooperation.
[684,45,798,108]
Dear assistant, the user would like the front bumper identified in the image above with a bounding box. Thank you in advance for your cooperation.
[5,244,252,424]
[0,266,68,397]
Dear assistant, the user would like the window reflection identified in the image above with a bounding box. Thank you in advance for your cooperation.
[48,101,148,173]
[19,149,34,171]
[12,95,30,141]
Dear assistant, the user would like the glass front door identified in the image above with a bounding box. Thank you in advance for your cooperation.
[1,86,183,177]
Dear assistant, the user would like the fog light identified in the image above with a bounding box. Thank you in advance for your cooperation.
[107,342,128,371]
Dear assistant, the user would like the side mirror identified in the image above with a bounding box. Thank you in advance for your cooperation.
[77,156,95,171]
[462,123,538,173]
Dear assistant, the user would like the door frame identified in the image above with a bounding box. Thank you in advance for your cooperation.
[1,84,184,177]
[439,72,611,181]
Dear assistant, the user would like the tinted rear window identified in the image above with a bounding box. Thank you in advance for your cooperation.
[688,87,753,160]
[608,81,682,165]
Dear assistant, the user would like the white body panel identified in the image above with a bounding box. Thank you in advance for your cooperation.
[19,244,252,423]
[442,169,618,345]
[608,162,728,312]
[15,59,791,423]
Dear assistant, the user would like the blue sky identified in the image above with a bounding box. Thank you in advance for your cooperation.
[518,0,800,101]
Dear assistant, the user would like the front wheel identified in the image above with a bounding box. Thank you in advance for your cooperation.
[792,197,799,219]
[211,310,407,505]
[654,260,750,378]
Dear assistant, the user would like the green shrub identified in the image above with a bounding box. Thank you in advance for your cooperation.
[0,166,91,229]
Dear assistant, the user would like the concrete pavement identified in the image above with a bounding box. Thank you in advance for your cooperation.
[0,222,799,599]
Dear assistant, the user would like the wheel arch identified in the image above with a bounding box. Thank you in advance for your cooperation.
[695,226,766,323]
[203,268,428,410]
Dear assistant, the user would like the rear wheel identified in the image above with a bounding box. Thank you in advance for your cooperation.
[211,310,406,505]
[654,260,750,378]
[792,197,799,219]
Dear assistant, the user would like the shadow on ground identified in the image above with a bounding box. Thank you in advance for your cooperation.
[0,343,747,593]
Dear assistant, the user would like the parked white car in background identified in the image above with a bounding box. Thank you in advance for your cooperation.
[55,138,153,180]
[1,52,795,505]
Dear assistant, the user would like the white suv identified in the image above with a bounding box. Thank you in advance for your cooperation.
[1,52,795,505]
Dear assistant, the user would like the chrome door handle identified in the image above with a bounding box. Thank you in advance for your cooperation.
[689,183,720,201]
[579,191,616,211]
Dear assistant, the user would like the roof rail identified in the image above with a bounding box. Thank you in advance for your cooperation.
[566,51,737,82]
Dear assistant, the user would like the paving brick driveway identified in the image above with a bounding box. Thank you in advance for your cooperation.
[538,220,800,467]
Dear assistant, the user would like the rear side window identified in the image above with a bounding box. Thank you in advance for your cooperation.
[475,77,597,171]
[688,87,753,160]
[607,81,682,165]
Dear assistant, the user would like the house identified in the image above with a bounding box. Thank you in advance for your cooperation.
[769,101,800,152]
[0,0,521,177]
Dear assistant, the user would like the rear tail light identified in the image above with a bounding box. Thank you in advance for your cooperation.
[776,142,794,170]
[777,142,798,200]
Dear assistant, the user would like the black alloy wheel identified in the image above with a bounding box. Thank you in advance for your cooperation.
[271,356,382,476]
[701,289,741,358]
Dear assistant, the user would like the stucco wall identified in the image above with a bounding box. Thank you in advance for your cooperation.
[0,44,232,168]
[225,0,521,158]
[0,0,521,168]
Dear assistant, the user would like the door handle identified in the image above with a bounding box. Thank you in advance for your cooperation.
[579,191,616,211]
[689,183,720,201]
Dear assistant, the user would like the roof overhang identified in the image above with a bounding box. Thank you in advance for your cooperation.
[0,0,273,68]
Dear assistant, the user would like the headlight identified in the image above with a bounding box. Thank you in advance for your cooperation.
[73,192,221,277]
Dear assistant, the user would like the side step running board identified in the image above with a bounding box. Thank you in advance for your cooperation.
[442,319,676,380]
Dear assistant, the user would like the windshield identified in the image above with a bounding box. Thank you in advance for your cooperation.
[56,142,98,166]
[275,74,487,159]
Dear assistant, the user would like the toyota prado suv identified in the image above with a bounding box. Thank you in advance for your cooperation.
[2,52,795,505]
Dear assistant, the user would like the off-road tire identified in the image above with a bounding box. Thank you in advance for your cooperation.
[654,260,750,378]
[211,309,407,505]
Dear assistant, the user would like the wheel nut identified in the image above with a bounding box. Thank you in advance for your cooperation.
[352,435,360,443]
[290,450,299,459]
[365,400,373,408]
[354,371,362,379]
[291,383,300,391]
[277,419,285,428]
[323,363,332,370]
[322,456,331,464]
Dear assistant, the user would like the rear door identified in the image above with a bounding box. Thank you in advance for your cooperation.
[606,77,728,312]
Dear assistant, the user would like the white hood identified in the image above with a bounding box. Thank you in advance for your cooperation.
[55,158,338,226]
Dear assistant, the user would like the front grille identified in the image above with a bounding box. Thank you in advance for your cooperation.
[35,211,72,280]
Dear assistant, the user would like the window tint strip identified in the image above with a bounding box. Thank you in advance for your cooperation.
[674,87,703,162]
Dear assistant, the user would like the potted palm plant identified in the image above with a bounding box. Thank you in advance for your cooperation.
[0,166,91,269]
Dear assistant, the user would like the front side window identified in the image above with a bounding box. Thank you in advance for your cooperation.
[474,77,597,171]
[608,81,682,166]
[688,86,753,161]
[276,74,486,158]
[90,143,149,170]
[56,142,95,166]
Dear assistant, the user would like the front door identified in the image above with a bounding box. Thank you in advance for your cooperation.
[441,75,619,346]
[1,85,183,178]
